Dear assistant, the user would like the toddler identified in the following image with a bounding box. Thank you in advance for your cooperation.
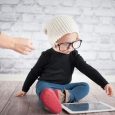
[16,16,113,114]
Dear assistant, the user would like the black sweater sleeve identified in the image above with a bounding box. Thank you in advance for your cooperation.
[22,52,49,92]
[73,51,108,89]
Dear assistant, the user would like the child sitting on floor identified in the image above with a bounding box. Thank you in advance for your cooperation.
[16,16,113,114]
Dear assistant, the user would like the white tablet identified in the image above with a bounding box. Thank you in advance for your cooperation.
[62,101,115,114]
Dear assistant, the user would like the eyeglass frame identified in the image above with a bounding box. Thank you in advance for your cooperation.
[56,39,82,51]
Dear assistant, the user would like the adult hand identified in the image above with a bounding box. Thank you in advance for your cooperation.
[0,32,34,54]
[13,37,34,55]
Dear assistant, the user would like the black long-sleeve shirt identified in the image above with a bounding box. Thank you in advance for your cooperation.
[22,48,108,92]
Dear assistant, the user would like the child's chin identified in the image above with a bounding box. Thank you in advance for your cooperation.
[62,51,71,54]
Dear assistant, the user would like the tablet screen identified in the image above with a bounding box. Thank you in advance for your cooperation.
[62,102,115,113]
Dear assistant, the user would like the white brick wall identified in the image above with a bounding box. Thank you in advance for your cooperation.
[0,0,115,75]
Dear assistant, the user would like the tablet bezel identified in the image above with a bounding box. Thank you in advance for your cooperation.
[62,101,115,114]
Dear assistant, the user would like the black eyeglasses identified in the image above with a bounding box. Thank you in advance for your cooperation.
[56,40,82,51]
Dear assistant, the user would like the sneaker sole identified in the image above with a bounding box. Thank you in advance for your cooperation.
[40,88,62,114]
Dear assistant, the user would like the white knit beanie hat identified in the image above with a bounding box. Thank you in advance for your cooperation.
[43,15,79,45]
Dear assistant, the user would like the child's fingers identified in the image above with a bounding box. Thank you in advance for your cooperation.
[16,93,22,97]
[16,92,26,97]
[108,87,113,96]
[16,93,24,97]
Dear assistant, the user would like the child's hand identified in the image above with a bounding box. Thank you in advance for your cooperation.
[104,84,114,96]
[16,91,26,97]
